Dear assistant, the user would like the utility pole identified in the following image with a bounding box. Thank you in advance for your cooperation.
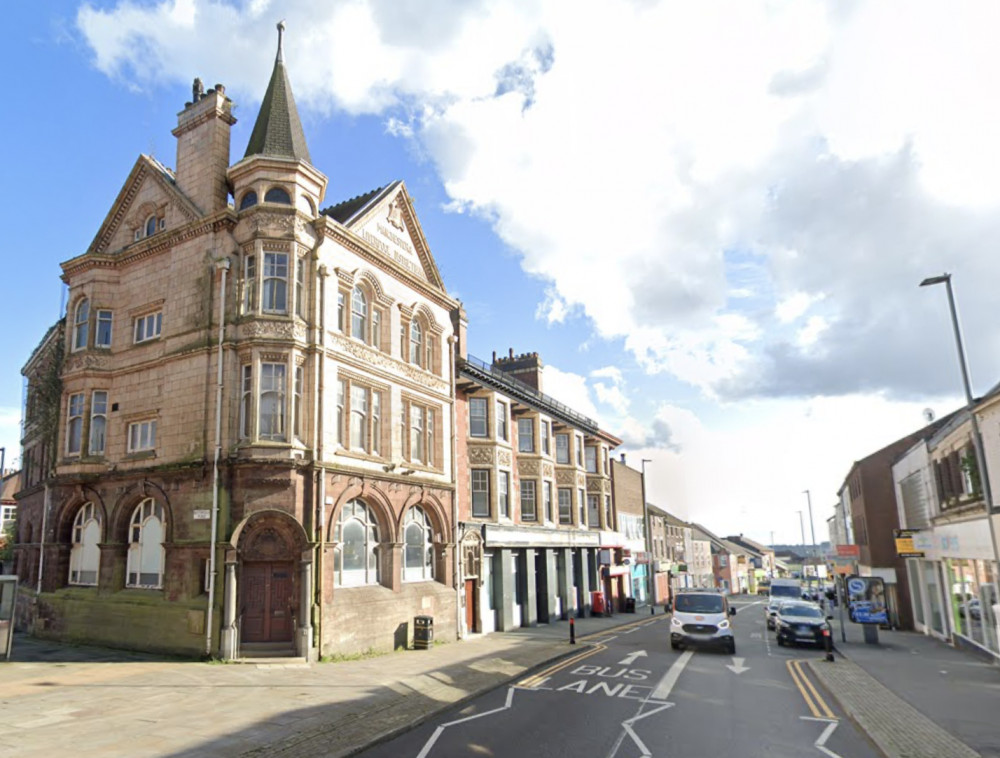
[803,489,817,557]
[796,510,807,580]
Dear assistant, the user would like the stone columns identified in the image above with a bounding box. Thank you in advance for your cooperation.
[220,560,238,660]
[523,548,538,627]
[538,548,558,623]
[297,555,314,660]
[495,549,515,632]
[578,549,592,617]
[558,548,573,620]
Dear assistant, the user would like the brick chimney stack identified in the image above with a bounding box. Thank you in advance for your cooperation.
[492,349,544,392]
[172,80,236,215]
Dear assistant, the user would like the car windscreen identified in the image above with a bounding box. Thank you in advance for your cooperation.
[780,605,823,619]
[674,594,725,614]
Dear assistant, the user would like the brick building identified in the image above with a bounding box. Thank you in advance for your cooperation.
[15,27,460,659]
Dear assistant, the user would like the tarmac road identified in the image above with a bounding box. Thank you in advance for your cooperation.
[357,596,881,758]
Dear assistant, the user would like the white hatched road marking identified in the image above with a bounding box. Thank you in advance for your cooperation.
[802,717,844,758]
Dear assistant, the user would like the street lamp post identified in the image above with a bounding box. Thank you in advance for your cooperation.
[641,459,655,612]
[920,273,1000,628]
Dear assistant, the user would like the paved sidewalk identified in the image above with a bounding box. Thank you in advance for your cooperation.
[0,609,662,758]
[807,616,1000,758]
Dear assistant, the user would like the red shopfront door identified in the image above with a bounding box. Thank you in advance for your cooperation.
[242,562,295,643]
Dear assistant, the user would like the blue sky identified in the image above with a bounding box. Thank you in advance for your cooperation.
[8,1,1000,545]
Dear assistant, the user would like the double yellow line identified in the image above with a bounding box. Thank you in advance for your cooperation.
[786,659,835,719]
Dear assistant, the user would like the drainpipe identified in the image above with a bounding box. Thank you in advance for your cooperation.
[206,257,230,657]
[37,482,50,594]
[449,335,461,637]
[314,263,328,658]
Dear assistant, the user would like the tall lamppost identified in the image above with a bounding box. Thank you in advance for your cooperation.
[796,510,807,579]
[920,274,1000,594]
[641,458,655,610]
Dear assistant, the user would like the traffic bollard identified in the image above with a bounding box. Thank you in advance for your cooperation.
[823,628,834,662]
[570,617,576,645]
[650,604,655,615]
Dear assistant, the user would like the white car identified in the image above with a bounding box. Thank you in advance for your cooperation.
[764,598,787,630]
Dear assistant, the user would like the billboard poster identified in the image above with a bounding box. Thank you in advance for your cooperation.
[846,575,888,624]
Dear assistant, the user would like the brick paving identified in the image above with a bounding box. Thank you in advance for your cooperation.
[807,656,981,758]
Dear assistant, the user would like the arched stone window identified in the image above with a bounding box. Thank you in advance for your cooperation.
[264,187,292,204]
[126,497,165,589]
[145,215,158,237]
[409,320,423,368]
[73,298,89,351]
[403,506,434,582]
[69,502,101,586]
[351,285,368,342]
[334,499,380,587]
[239,190,258,210]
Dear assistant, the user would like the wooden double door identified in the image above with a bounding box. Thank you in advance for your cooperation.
[242,561,295,643]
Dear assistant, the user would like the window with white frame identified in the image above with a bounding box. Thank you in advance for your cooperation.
[133,312,162,343]
[127,419,157,453]
[520,479,537,521]
[73,298,89,351]
[469,397,488,438]
[575,434,583,466]
[240,364,252,439]
[336,379,345,447]
[351,285,368,341]
[409,320,423,368]
[89,391,108,456]
[69,502,101,586]
[259,363,286,441]
[604,495,613,530]
[67,393,84,455]
[558,488,572,524]
[336,291,345,332]
[96,309,113,348]
[295,257,305,318]
[518,418,535,453]
[544,481,553,522]
[587,494,600,528]
[293,365,304,440]
[585,446,598,473]
[541,421,550,455]
[243,254,257,313]
[372,309,381,350]
[555,433,569,464]
[499,471,510,519]
[126,497,165,589]
[403,506,434,582]
[496,401,508,441]
[472,469,490,518]
[350,384,368,451]
[578,488,586,524]
[340,378,384,456]
[262,252,289,314]
[334,499,380,586]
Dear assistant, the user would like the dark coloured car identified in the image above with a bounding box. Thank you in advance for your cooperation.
[775,602,831,647]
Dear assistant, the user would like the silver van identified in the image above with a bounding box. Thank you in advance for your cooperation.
[669,591,737,654]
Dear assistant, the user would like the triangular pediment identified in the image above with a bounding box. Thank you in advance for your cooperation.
[87,154,202,255]
[334,181,445,289]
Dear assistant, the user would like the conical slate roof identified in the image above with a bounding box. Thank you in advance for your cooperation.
[244,22,311,163]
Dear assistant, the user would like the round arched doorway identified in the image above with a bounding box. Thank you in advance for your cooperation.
[237,513,305,645]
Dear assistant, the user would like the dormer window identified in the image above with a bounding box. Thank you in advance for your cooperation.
[145,215,157,237]
[264,187,292,205]
[239,191,258,210]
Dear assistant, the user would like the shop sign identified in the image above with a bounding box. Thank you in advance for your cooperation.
[846,575,888,624]
[836,544,860,558]
[893,529,925,558]
[634,551,650,565]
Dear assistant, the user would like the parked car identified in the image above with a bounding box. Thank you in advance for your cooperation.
[670,590,737,654]
[959,599,982,621]
[775,602,831,647]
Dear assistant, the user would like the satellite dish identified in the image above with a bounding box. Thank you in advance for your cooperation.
[923,408,936,423]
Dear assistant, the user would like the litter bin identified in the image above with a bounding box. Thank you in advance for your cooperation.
[625,597,636,613]
[414,615,434,650]
[591,591,606,616]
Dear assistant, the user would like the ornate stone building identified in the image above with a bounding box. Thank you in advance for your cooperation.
[15,27,459,659]
[454,349,622,634]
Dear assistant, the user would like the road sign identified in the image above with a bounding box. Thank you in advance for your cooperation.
[892,529,925,558]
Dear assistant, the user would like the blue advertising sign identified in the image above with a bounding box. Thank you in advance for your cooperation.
[846,575,888,625]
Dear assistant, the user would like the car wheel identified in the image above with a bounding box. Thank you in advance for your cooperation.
[671,640,681,650]
[726,641,736,655]
[777,636,785,646]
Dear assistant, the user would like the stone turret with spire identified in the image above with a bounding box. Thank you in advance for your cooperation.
[228,21,327,220]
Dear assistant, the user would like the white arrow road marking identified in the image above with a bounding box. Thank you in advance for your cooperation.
[415,686,518,758]
[801,716,843,758]
[726,656,750,674]
[619,650,648,665]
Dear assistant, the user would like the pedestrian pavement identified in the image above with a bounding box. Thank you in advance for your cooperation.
[0,607,663,758]
[807,614,1000,758]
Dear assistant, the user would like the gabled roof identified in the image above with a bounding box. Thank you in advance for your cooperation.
[244,23,311,163]
[726,534,771,555]
[648,504,689,528]
[321,183,397,225]
[85,154,202,256]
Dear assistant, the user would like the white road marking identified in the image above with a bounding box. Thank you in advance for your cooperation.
[619,703,675,757]
[415,686,518,758]
[651,649,694,701]
[750,632,762,639]
[619,650,648,665]
[725,656,750,674]
[801,716,843,758]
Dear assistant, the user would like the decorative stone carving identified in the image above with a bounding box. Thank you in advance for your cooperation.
[244,526,290,561]
[542,462,554,479]
[329,332,448,393]
[497,449,512,467]
[62,353,109,373]
[242,320,298,341]
[518,459,540,476]
[250,213,296,237]
[468,446,494,465]
[586,476,607,492]
[461,531,483,578]
[556,470,576,485]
